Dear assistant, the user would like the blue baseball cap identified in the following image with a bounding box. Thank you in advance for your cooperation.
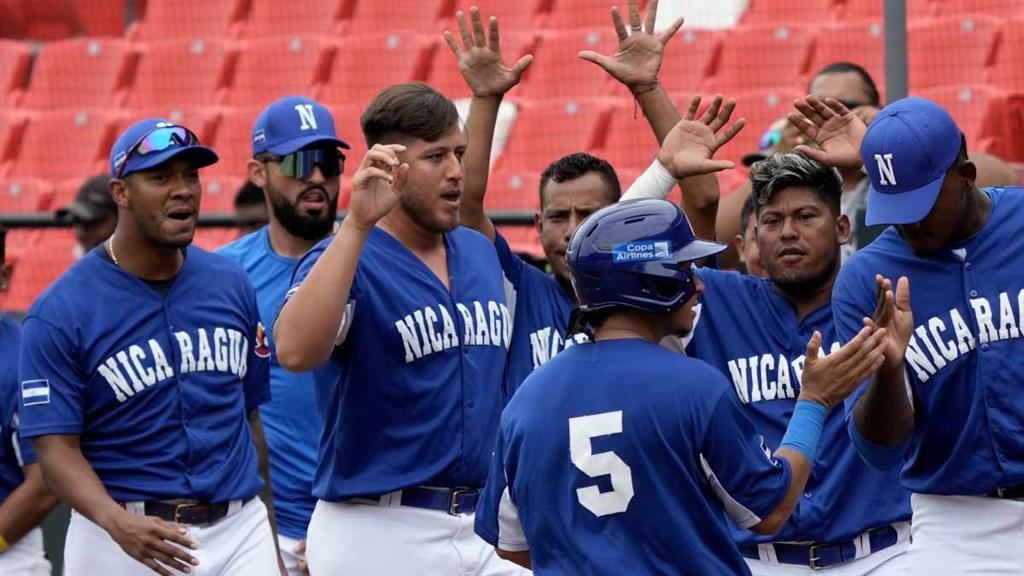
[861,97,962,226]
[251,96,350,157]
[110,118,218,178]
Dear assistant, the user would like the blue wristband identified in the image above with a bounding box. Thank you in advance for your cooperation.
[779,400,828,461]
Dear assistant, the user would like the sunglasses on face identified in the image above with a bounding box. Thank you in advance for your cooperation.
[262,148,345,180]
[116,126,201,179]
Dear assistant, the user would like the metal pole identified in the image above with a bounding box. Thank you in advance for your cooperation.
[884,0,909,102]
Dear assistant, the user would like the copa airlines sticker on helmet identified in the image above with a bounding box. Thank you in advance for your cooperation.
[612,239,671,263]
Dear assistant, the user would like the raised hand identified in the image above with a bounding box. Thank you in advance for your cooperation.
[107,510,198,576]
[656,94,746,178]
[443,7,533,99]
[347,144,409,232]
[787,95,868,169]
[867,275,914,370]
[578,0,684,94]
[800,326,888,409]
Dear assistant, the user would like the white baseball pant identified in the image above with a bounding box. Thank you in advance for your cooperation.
[0,527,52,576]
[909,493,1024,575]
[64,497,279,575]
[306,497,531,576]
[278,534,306,576]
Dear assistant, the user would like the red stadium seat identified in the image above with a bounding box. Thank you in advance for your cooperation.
[934,0,1022,18]
[125,39,231,108]
[0,110,25,164]
[0,179,55,212]
[496,225,543,260]
[426,31,536,100]
[130,0,247,41]
[597,102,664,173]
[17,0,81,41]
[486,167,541,211]
[227,35,333,106]
[128,106,219,144]
[710,88,802,165]
[10,110,117,181]
[908,16,999,90]
[22,38,133,110]
[0,40,31,108]
[193,227,240,251]
[243,0,346,38]
[739,0,837,25]
[76,0,125,36]
[989,20,1024,94]
[495,98,609,172]
[713,24,813,93]
[0,229,78,313]
[916,85,1021,161]
[840,0,933,22]
[344,0,453,35]
[660,29,719,96]
[320,32,432,109]
[445,0,544,32]
[518,29,618,100]
[808,22,886,95]
[544,0,646,30]
[206,107,263,178]
[201,175,246,214]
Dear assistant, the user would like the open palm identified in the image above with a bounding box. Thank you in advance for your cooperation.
[444,7,532,98]
[657,95,746,178]
[788,96,867,169]
[348,145,408,230]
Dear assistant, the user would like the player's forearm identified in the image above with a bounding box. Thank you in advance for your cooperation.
[0,464,59,545]
[275,219,369,371]
[752,447,812,535]
[461,95,501,242]
[31,435,126,533]
[636,85,719,239]
[854,363,915,445]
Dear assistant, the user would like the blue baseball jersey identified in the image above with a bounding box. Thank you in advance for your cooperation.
[834,186,1024,495]
[217,227,320,539]
[686,268,910,545]
[18,246,271,503]
[495,231,585,396]
[286,226,510,501]
[476,339,792,575]
[0,314,34,504]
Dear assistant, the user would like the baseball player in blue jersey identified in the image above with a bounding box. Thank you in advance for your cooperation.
[791,94,1024,574]
[475,198,890,574]
[274,83,526,575]
[448,1,743,393]
[17,118,284,576]
[0,226,58,576]
[218,95,348,576]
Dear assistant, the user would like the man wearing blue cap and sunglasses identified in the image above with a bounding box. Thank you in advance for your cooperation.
[218,95,349,575]
[792,94,1024,573]
[17,118,285,576]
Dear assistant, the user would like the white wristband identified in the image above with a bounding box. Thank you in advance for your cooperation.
[621,158,677,201]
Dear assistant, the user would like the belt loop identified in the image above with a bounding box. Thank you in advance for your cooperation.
[125,501,146,516]
[388,491,401,507]
[855,530,869,558]
[758,543,779,564]
[227,499,242,516]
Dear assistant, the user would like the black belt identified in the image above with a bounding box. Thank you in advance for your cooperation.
[353,487,480,516]
[130,497,254,526]
[988,482,1024,499]
[740,524,900,570]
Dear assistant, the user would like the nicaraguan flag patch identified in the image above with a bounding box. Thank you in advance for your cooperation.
[21,379,51,406]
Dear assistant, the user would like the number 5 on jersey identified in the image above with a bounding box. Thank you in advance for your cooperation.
[569,411,635,517]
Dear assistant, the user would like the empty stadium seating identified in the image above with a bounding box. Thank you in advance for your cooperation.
[989,19,1024,94]
[129,0,246,41]
[124,38,230,108]
[344,0,453,34]
[933,0,1022,18]
[206,107,263,178]
[243,0,345,38]
[519,29,618,100]
[486,167,542,211]
[0,228,78,312]
[9,110,116,181]
[712,24,813,93]
[908,16,999,90]
[201,175,247,213]
[0,40,30,107]
[659,29,719,96]
[544,0,646,30]
[0,110,24,165]
[739,0,836,25]
[808,22,885,95]
[21,38,132,109]
[0,178,55,213]
[917,84,1021,161]
[495,98,608,172]
[227,35,333,107]
[320,32,432,109]
[597,102,664,172]
[426,31,535,100]
[446,0,544,33]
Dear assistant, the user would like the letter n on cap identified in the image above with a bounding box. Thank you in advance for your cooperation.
[875,153,897,186]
